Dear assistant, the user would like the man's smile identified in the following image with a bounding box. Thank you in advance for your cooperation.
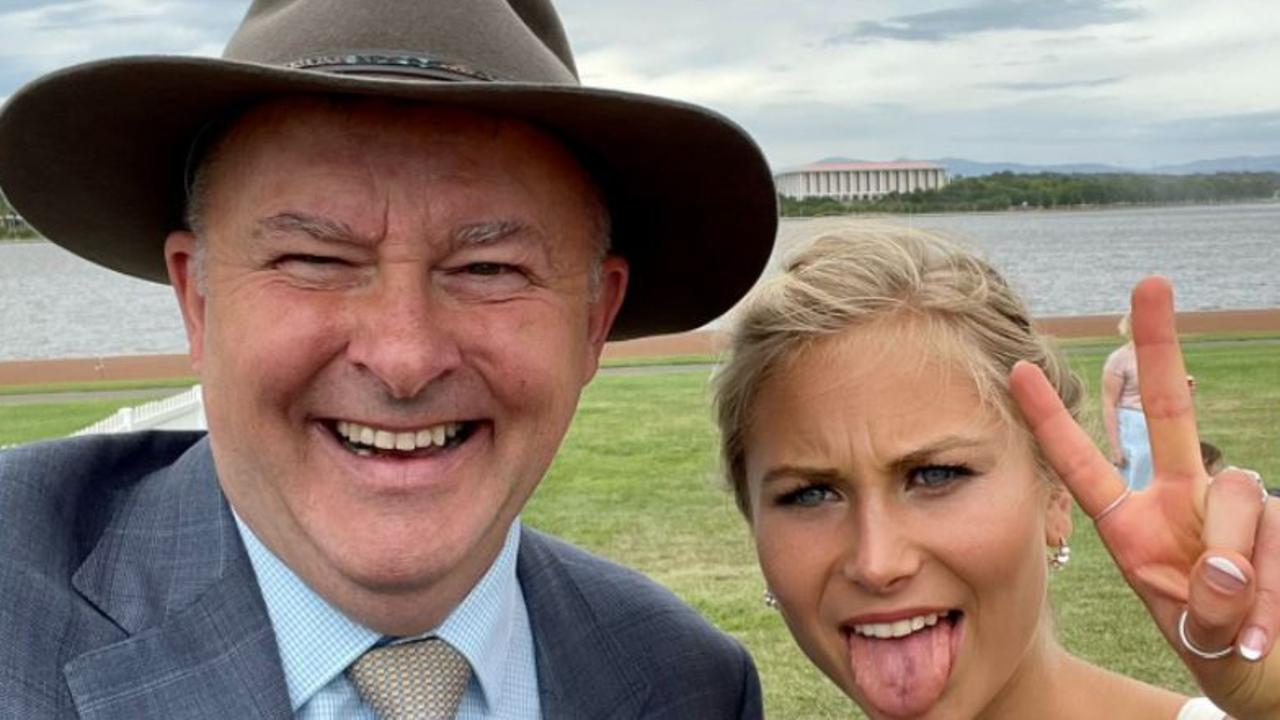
[323,418,482,459]
[332,419,475,455]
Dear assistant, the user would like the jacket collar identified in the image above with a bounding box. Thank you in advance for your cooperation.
[518,527,651,719]
[65,436,291,719]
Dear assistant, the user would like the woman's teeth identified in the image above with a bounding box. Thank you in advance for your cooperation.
[336,420,462,453]
[852,612,945,639]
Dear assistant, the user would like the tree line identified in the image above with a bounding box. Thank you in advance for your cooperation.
[780,171,1280,216]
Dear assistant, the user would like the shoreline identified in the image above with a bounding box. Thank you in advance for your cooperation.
[780,197,1280,220]
[2,308,1277,388]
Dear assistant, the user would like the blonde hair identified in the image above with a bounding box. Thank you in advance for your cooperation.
[1117,311,1132,339]
[712,225,1084,518]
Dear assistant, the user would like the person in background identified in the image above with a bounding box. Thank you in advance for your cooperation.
[714,226,1279,719]
[1103,312,1154,489]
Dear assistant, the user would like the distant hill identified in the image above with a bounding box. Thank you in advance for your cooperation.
[801,155,1280,178]
[934,158,1129,177]
[1152,155,1280,174]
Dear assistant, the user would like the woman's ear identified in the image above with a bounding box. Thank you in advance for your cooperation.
[1045,482,1075,546]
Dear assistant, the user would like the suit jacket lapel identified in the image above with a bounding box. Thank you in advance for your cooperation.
[519,528,651,719]
[64,437,291,719]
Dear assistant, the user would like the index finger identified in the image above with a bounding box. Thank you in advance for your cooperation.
[1010,361,1127,519]
[1131,277,1203,483]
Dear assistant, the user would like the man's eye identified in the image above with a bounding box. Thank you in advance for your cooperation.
[277,254,347,268]
[464,262,515,276]
[776,484,837,507]
[910,465,972,490]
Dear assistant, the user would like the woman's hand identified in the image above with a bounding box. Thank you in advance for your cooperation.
[1010,276,1280,720]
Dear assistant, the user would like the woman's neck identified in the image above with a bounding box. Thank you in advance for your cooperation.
[975,628,1186,720]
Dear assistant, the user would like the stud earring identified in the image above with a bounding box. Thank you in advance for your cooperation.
[762,589,778,608]
[1049,538,1071,570]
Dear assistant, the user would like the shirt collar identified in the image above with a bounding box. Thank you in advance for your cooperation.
[234,514,523,713]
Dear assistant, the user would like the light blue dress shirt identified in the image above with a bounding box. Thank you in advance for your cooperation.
[234,515,540,719]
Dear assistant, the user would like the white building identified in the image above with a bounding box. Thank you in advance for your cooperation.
[775,161,949,201]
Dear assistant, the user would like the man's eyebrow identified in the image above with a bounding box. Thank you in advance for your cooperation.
[452,220,535,247]
[255,212,364,245]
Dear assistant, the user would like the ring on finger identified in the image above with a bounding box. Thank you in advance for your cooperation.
[1178,609,1235,660]
[1093,489,1132,523]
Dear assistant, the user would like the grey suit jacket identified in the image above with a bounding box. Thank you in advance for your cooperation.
[0,432,762,719]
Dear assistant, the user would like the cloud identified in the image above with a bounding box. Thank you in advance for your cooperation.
[0,0,241,98]
[828,0,1142,44]
[984,76,1120,91]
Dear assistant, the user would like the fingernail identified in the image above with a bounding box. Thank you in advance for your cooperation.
[1204,556,1248,592]
[1239,626,1267,662]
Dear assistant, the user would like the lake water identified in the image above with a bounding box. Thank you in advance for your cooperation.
[1,202,1277,361]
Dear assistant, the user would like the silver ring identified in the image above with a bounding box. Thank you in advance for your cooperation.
[1178,608,1234,660]
[1093,489,1132,523]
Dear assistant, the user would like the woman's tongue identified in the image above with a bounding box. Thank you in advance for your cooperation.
[848,618,955,717]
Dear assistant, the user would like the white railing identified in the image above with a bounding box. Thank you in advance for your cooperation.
[72,385,206,436]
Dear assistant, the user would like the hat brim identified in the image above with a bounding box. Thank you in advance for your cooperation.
[0,56,777,340]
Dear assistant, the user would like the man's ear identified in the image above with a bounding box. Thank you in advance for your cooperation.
[164,230,207,374]
[580,255,629,385]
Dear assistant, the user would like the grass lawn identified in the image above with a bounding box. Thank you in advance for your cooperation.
[0,397,156,447]
[2,337,1274,717]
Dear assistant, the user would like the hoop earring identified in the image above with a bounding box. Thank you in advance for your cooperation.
[1049,538,1071,571]
[762,589,778,609]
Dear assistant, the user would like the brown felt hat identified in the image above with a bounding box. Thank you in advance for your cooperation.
[0,0,777,340]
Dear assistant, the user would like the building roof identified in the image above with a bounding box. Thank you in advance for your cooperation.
[778,160,944,175]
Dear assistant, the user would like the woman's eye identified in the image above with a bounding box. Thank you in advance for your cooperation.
[777,484,837,507]
[910,465,972,490]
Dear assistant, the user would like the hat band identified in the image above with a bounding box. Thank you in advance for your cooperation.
[284,53,501,82]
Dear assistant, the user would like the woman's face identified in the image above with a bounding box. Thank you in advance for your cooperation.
[744,324,1071,719]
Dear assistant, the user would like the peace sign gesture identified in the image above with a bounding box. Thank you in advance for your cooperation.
[1010,277,1280,720]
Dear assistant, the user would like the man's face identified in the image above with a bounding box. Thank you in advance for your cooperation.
[166,98,628,632]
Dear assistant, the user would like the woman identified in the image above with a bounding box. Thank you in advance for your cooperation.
[1103,312,1154,489]
[713,227,1278,719]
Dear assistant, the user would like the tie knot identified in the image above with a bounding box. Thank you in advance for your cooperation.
[347,638,471,720]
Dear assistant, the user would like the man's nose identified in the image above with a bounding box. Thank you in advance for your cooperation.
[346,269,462,400]
[840,505,922,595]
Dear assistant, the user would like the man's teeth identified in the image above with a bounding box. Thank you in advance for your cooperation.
[853,612,944,639]
[336,420,461,452]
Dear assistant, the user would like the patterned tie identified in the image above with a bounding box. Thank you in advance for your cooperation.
[347,638,471,720]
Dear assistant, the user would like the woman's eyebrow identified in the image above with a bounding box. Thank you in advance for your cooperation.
[760,465,843,486]
[890,436,987,471]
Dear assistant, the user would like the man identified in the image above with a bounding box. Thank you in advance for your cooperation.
[0,1,777,718]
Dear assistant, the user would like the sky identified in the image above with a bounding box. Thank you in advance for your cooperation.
[0,0,1276,170]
